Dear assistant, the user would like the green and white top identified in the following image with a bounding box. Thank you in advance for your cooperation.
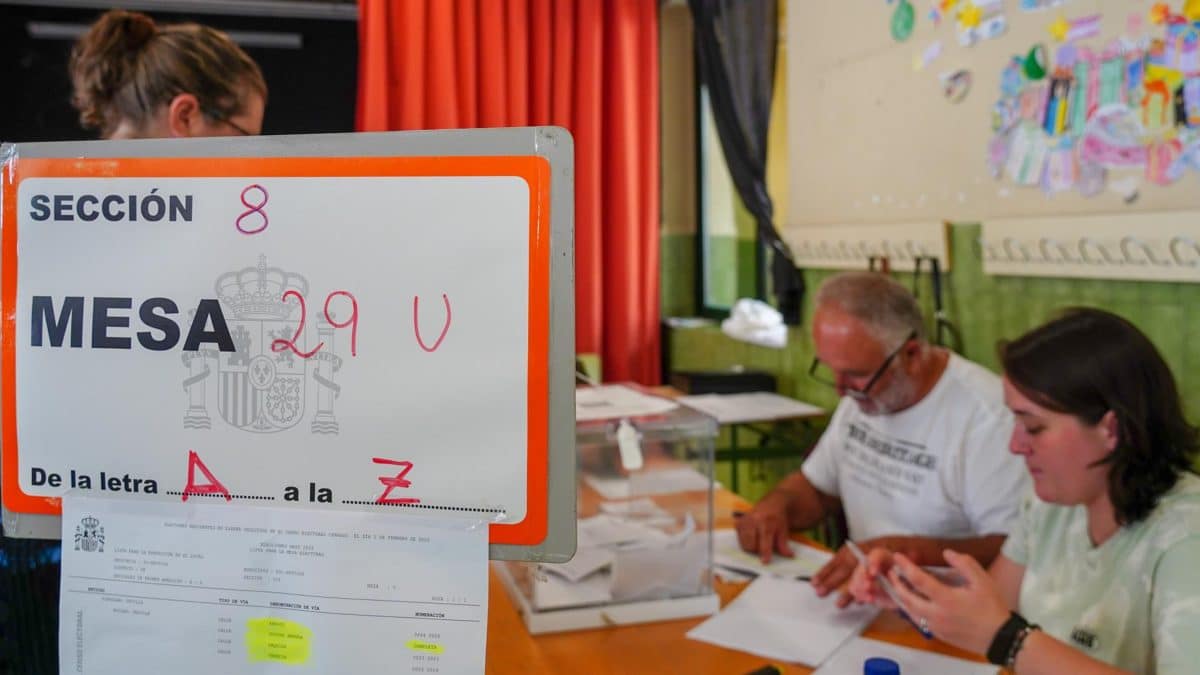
[1001,473,1200,674]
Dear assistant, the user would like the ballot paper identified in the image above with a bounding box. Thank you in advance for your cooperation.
[713,528,834,580]
[575,384,678,421]
[539,546,615,583]
[686,575,877,665]
[814,637,998,674]
[677,392,824,424]
[582,466,711,499]
[60,493,489,674]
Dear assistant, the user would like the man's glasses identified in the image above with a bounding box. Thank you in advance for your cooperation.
[202,106,252,136]
[808,330,917,399]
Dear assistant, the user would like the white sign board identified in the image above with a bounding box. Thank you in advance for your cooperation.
[2,149,561,554]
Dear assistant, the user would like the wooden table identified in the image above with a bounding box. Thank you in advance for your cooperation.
[485,490,988,674]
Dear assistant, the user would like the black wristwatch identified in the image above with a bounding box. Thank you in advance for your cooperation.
[986,612,1039,666]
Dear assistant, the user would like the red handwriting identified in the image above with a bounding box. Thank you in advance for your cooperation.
[235,184,269,235]
[413,294,452,352]
[182,450,231,502]
[272,290,325,358]
[323,291,359,357]
[374,457,420,504]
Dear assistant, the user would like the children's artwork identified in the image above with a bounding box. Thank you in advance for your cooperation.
[892,0,916,41]
[1146,138,1185,184]
[941,69,973,102]
[1184,78,1200,126]
[957,0,1008,46]
[914,40,944,70]
[1078,160,1107,197]
[1042,145,1079,192]
[1020,0,1070,11]
[1080,104,1149,167]
[1043,74,1073,135]
[1049,14,1101,43]
[1023,44,1049,80]
[988,3,1200,199]
[1006,123,1051,185]
[1167,138,1200,181]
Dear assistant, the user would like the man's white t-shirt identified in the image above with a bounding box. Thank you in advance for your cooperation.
[801,353,1027,541]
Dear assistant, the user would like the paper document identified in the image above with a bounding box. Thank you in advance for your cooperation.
[814,637,998,674]
[577,514,669,547]
[713,528,834,579]
[686,575,877,665]
[60,493,489,674]
[575,385,678,421]
[582,466,711,500]
[540,546,614,583]
[678,392,824,424]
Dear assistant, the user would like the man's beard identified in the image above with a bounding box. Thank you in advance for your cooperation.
[854,372,918,416]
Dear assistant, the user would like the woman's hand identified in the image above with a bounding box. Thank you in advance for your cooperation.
[886,550,1010,653]
[847,547,900,609]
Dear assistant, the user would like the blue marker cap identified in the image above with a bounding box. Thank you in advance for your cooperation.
[863,657,900,675]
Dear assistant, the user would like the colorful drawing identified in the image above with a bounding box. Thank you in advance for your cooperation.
[1044,73,1074,135]
[892,0,916,41]
[1146,138,1184,184]
[1143,79,1175,131]
[1185,0,1200,21]
[1006,124,1050,185]
[1080,104,1149,168]
[1184,78,1200,126]
[1043,144,1079,192]
[1020,83,1049,122]
[989,2,1199,198]
[942,69,973,102]
[1098,53,1126,107]
[1021,0,1070,11]
[957,0,1007,46]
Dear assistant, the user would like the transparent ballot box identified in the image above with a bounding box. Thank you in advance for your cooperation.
[496,384,719,634]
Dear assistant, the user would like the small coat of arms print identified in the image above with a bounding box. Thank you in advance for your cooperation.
[74,515,105,553]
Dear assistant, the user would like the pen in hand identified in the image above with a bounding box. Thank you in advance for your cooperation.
[846,540,933,639]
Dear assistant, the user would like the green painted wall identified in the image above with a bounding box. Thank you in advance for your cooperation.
[664,223,1200,500]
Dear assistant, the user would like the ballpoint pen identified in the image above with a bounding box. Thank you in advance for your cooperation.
[846,540,934,639]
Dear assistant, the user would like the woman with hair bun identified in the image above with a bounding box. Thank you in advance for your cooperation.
[69,8,267,138]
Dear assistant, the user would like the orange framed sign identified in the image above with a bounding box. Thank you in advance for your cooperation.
[1,151,557,549]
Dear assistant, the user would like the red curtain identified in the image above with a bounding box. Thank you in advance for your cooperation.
[357,0,661,385]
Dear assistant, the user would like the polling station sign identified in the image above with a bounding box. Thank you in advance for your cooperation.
[2,155,551,546]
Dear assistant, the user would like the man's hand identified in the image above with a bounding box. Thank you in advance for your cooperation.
[813,537,896,607]
[735,494,796,564]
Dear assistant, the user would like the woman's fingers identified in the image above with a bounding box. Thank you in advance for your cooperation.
[942,549,986,585]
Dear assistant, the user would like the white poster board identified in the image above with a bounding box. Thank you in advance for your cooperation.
[1,128,575,562]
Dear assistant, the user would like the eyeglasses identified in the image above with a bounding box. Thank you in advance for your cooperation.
[808,330,917,399]
[202,106,253,136]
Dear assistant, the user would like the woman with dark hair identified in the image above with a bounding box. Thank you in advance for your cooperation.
[848,307,1200,673]
[69,8,266,138]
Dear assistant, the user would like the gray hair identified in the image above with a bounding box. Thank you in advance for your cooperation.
[815,271,925,348]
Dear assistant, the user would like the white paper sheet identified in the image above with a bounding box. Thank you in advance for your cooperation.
[576,514,669,547]
[582,466,711,499]
[531,570,613,610]
[539,546,615,583]
[611,532,709,602]
[713,528,834,580]
[686,576,877,666]
[814,637,998,674]
[677,392,825,424]
[60,493,489,674]
[598,497,670,519]
[575,384,678,421]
